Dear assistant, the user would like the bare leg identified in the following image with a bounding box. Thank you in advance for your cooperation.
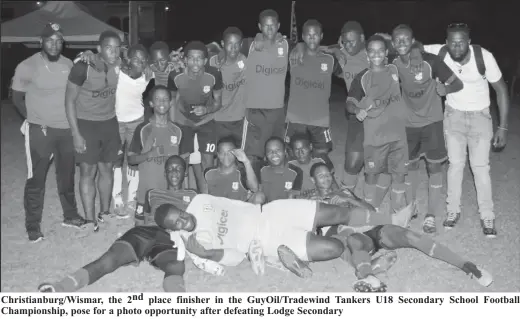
[79,163,98,226]
[153,254,186,292]
[97,162,115,217]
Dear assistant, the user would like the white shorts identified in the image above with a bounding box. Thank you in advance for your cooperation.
[189,133,201,164]
[258,199,318,261]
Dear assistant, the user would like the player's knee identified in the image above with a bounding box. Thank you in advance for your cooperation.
[344,153,364,173]
[426,161,443,174]
[346,234,365,251]
[365,173,379,185]
[391,174,406,184]
[323,238,344,259]
[408,160,420,171]
[160,261,186,277]
[79,163,97,178]
[98,163,114,177]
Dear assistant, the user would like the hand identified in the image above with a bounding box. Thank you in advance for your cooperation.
[375,33,392,42]
[356,108,369,122]
[144,65,154,81]
[169,47,185,72]
[73,133,86,154]
[182,233,209,258]
[275,32,286,44]
[191,106,208,117]
[289,43,306,65]
[253,33,265,51]
[148,145,165,157]
[230,149,249,163]
[330,195,348,205]
[436,81,448,96]
[77,50,95,64]
[492,128,508,151]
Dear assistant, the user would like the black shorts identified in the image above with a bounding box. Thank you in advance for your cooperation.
[362,225,387,255]
[364,139,409,176]
[345,115,364,154]
[243,108,286,158]
[284,122,333,152]
[215,119,245,147]
[76,117,121,164]
[113,226,179,268]
[406,121,447,163]
[179,120,217,154]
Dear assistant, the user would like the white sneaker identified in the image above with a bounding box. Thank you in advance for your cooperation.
[474,266,493,287]
[248,239,265,276]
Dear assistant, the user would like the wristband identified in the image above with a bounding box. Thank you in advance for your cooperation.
[498,127,508,131]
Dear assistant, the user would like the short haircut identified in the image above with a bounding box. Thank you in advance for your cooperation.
[310,162,329,177]
[184,40,208,58]
[99,30,120,44]
[303,19,322,33]
[223,27,243,40]
[165,155,187,171]
[447,23,471,36]
[127,44,148,59]
[289,133,311,149]
[259,9,279,23]
[265,136,285,150]
[392,24,414,38]
[154,203,174,228]
[366,34,387,50]
[217,135,238,150]
[341,21,364,35]
[149,85,172,100]
[150,41,170,54]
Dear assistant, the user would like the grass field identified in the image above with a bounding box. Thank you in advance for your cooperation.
[1,86,519,292]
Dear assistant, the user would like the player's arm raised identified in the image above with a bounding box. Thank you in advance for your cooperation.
[233,149,259,193]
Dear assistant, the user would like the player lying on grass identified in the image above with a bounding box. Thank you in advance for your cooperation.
[38,156,196,293]
[204,136,265,203]
[151,184,415,277]
[294,162,493,292]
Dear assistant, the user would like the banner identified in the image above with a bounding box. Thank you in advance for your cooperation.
[1,293,519,318]
[290,1,298,45]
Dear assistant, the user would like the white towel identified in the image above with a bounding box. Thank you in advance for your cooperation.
[170,231,225,276]
[20,120,33,179]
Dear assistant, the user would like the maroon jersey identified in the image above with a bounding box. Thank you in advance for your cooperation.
[260,163,303,202]
[145,188,198,226]
[204,166,250,201]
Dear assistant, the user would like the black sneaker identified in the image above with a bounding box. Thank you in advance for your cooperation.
[443,212,460,229]
[480,218,497,238]
[28,230,44,243]
[62,217,89,229]
[97,211,111,223]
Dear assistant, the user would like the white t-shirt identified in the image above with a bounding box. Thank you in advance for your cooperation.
[424,44,502,111]
[115,71,151,122]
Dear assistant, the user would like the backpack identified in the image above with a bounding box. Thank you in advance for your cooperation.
[438,44,487,80]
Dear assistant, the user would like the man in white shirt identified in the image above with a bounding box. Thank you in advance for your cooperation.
[422,23,509,237]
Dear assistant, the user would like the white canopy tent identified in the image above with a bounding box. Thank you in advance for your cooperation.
[1,1,125,47]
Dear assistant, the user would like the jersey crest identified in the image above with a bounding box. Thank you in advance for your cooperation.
[285,181,293,190]
[232,182,239,191]
[278,47,284,57]
[321,63,328,72]
[203,85,210,93]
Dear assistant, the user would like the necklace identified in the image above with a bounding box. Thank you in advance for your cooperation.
[39,53,64,74]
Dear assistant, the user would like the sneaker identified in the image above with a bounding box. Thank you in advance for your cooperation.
[113,196,126,219]
[443,212,460,229]
[480,218,497,238]
[28,230,44,243]
[422,216,437,234]
[463,262,493,287]
[277,245,313,279]
[265,256,289,272]
[248,239,265,276]
[353,275,387,292]
[97,211,111,223]
[38,282,57,293]
[62,217,89,229]
[371,251,398,275]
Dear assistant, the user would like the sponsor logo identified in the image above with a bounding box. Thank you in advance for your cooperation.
[203,204,213,213]
[374,94,401,107]
[407,89,425,98]
[256,65,287,76]
[203,86,210,93]
[294,77,325,90]
[285,181,293,190]
[321,63,328,72]
[216,210,229,245]
[232,182,239,191]
[92,87,116,99]
[224,78,245,91]
[237,60,245,69]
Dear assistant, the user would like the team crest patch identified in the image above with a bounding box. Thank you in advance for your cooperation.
[232,182,239,191]
[278,47,284,56]
[368,162,375,169]
[237,60,245,69]
[203,204,213,213]
[170,136,178,145]
[321,63,328,72]
[285,181,293,190]
[203,86,210,93]
[415,72,423,81]
[183,196,191,203]
[392,74,398,82]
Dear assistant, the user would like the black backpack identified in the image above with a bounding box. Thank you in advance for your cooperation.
[438,44,487,80]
